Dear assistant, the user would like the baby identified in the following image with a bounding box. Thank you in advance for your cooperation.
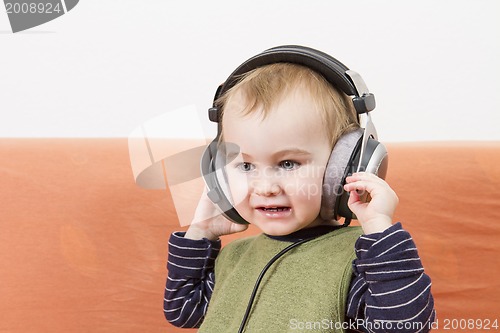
[164,47,435,332]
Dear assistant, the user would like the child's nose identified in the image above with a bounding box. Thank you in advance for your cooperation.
[252,178,282,196]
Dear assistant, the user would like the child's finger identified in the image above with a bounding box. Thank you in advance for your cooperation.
[343,179,375,195]
[347,188,361,205]
[345,172,384,185]
[345,172,389,195]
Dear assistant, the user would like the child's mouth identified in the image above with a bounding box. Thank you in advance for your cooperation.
[259,207,290,212]
[257,206,292,218]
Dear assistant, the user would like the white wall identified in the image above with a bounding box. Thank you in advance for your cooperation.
[1,0,499,142]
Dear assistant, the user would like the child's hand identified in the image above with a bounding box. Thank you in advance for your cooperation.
[343,172,399,235]
[184,189,248,241]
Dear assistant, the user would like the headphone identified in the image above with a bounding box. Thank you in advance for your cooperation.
[200,45,388,226]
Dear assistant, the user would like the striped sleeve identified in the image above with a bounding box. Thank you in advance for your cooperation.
[346,223,436,333]
[163,231,221,328]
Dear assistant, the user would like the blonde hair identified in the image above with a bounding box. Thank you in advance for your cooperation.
[216,63,360,147]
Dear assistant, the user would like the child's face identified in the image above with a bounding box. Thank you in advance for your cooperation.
[222,88,332,236]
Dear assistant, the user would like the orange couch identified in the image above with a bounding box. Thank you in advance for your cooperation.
[1,139,499,332]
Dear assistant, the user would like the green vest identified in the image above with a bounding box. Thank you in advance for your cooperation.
[198,226,362,333]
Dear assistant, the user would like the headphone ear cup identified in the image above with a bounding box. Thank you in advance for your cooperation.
[334,135,389,222]
[320,128,363,222]
[200,140,249,225]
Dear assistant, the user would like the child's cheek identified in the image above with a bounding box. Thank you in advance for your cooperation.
[286,168,324,203]
[226,173,250,207]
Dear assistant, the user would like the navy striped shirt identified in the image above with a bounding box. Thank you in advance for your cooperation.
[164,223,435,332]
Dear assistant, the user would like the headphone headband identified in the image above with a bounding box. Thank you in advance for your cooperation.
[211,45,375,120]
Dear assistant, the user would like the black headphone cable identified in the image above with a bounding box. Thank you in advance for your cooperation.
[237,236,316,333]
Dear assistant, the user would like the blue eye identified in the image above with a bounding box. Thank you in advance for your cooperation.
[237,162,254,172]
[279,160,300,170]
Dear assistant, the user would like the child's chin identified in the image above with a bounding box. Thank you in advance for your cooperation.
[262,229,291,236]
[255,222,300,236]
